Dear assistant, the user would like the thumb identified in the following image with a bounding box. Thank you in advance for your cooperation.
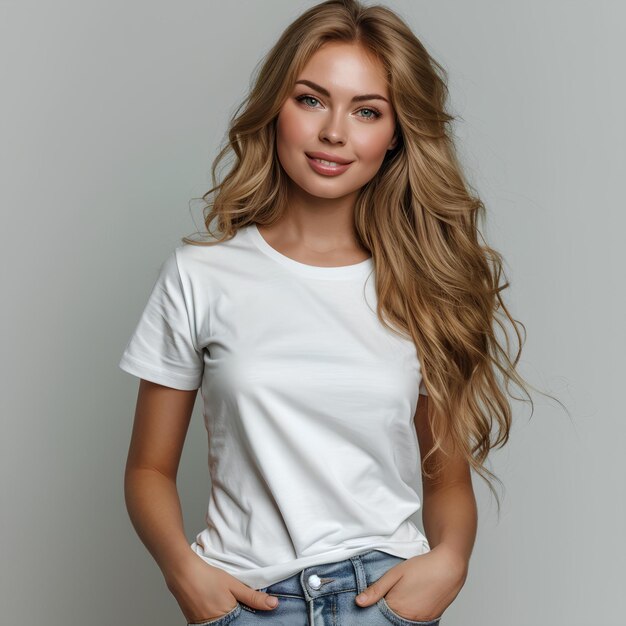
[355,571,399,607]
[232,581,280,611]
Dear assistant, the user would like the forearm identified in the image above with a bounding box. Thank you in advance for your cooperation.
[124,467,195,580]
[422,482,478,576]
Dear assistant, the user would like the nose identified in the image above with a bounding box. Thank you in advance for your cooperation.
[319,112,346,145]
[319,128,345,144]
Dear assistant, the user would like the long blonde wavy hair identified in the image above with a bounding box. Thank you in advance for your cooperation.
[182,0,552,515]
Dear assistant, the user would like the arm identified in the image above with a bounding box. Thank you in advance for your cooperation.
[353,392,477,619]
[123,379,281,619]
[123,379,199,583]
[414,392,478,580]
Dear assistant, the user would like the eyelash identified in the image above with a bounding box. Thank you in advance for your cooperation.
[295,94,382,120]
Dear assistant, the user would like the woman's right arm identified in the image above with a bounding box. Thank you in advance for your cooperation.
[123,379,280,622]
[123,379,199,582]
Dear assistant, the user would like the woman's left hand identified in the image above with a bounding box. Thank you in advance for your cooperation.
[355,545,468,622]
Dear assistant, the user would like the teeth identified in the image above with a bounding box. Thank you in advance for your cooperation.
[313,157,340,166]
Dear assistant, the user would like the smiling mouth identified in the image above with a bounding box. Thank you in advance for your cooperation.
[304,155,354,177]
[306,155,354,167]
[310,157,342,166]
[305,152,354,166]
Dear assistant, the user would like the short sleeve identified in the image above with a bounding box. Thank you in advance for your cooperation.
[118,249,204,390]
[419,377,428,396]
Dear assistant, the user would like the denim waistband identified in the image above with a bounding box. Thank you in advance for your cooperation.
[259,549,406,601]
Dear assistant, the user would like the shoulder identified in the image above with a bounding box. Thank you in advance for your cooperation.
[173,227,250,280]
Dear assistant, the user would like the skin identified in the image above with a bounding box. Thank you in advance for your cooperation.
[123,41,477,624]
[261,41,398,265]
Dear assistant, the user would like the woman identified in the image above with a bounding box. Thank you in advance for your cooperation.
[119,1,531,624]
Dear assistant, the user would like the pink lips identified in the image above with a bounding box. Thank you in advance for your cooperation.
[305,153,353,176]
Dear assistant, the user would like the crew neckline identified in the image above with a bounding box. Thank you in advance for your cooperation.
[246,223,374,280]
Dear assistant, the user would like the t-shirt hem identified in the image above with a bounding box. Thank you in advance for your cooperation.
[189,539,431,590]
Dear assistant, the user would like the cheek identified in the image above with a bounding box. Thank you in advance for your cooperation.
[276,107,309,153]
[352,126,394,163]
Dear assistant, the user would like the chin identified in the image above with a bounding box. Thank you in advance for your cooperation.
[300,178,359,198]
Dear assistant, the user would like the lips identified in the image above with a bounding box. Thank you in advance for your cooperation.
[305,151,353,165]
[305,153,353,176]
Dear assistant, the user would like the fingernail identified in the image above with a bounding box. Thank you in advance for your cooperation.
[356,593,368,604]
[267,596,278,607]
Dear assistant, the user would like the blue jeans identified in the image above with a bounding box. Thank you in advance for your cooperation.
[187,549,442,625]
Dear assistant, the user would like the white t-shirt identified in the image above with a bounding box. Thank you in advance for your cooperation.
[118,223,431,589]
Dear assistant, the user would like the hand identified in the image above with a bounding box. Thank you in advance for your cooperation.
[355,545,468,622]
[164,553,279,623]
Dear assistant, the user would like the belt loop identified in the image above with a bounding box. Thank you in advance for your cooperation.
[350,554,368,595]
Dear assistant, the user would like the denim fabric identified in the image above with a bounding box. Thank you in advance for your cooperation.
[186,549,442,625]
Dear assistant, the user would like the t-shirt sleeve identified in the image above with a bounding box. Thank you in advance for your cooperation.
[118,248,204,390]
[419,377,428,396]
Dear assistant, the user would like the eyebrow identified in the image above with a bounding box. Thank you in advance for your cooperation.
[294,79,390,104]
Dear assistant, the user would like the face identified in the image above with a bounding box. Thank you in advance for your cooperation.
[276,42,398,202]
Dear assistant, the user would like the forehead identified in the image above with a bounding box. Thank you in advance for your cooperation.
[297,42,389,98]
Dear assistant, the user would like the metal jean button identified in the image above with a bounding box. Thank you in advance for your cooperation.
[307,573,322,589]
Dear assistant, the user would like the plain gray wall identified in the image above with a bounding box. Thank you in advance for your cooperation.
[2,1,623,625]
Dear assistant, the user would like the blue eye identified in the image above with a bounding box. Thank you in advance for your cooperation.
[297,95,320,107]
[358,107,381,119]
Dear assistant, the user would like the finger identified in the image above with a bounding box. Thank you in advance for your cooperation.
[232,582,279,611]
[356,568,402,607]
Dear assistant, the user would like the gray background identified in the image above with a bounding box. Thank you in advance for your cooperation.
[2,1,623,625]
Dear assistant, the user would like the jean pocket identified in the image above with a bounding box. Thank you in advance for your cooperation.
[186,601,242,625]
[376,596,442,625]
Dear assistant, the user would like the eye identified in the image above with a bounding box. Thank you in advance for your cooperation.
[295,95,321,108]
[357,107,382,120]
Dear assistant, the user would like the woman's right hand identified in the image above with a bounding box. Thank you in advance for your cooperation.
[164,553,279,623]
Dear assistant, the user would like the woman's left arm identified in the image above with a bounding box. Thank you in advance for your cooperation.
[355,393,477,621]
[417,392,478,581]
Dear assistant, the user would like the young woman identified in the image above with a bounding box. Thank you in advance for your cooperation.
[119,1,531,624]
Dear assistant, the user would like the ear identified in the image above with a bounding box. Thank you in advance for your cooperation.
[388,126,399,151]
